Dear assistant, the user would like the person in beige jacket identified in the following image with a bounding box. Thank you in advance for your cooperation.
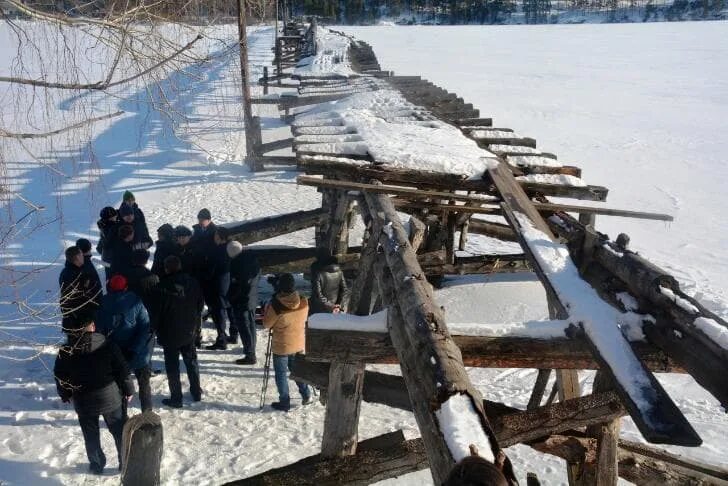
[262,273,312,411]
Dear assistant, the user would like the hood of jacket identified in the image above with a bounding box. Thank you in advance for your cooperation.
[275,291,302,310]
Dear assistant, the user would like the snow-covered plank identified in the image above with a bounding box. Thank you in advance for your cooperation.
[488,163,701,446]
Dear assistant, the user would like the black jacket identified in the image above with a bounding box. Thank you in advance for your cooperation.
[58,262,103,328]
[191,222,217,256]
[82,254,103,291]
[229,251,261,311]
[151,239,177,277]
[310,263,349,314]
[176,243,203,279]
[54,332,135,416]
[130,218,153,250]
[155,272,204,349]
[96,218,119,264]
[117,202,147,226]
[109,238,134,277]
[126,265,159,317]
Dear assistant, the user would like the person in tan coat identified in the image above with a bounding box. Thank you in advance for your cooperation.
[262,273,312,411]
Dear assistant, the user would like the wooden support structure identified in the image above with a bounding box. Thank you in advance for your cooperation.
[320,361,366,458]
[225,208,327,246]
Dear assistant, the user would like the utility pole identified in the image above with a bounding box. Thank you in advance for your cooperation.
[237,0,261,170]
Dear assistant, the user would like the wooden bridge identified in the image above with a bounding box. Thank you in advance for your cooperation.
[226,22,728,486]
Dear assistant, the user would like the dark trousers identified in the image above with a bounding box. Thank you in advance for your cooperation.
[204,284,230,345]
[234,307,256,357]
[123,366,152,416]
[163,343,202,403]
[78,405,125,472]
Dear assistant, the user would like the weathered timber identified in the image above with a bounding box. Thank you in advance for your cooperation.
[225,208,327,246]
[579,371,620,486]
[475,136,538,149]
[408,216,426,252]
[258,137,293,153]
[327,191,355,256]
[527,369,552,410]
[489,162,701,446]
[244,247,360,274]
[469,219,518,241]
[547,212,727,408]
[259,155,298,166]
[321,361,366,458]
[420,253,530,276]
[304,328,683,371]
[224,431,428,486]
[454,117,493,127]
[519,182,609,202]
[348,220,379,316]
[291,358,627,448]
[537,202,673,221]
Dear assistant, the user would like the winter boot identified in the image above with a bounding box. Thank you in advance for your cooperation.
[271,399,290,412]
[162,398,183,409]
[235,356,256,365]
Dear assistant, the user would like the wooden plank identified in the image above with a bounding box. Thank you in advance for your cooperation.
[488,163,701,446]
[527,369,552,410]
[258,137,294,153]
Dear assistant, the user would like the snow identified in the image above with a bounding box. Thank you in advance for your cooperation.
[435,393,496,462]
[308,310,388,333]
[470,129,519,139]
[507,155,563,168]
[487,144,542,155]
[515,173,587,187]
[513,211,659,419]
[1,21,728,486]
[295,87,499,178]
[659,285,700,315]
[295,27,356,77]
[448,320,568,339]
[693,317,728,352]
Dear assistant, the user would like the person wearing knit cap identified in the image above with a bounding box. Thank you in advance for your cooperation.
[76,237,103,300]
[227,241,261,365]
[151,224,177,278]
[96,207,119,280]
[191,208,217,257]
[118,191,147,227]
[203,227,235,350]
[96,274,154,413]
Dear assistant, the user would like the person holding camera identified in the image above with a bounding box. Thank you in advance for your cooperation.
[261,273,311,411]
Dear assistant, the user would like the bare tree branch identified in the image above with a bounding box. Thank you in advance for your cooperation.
[0,110,124,139]
[0,34,204,90]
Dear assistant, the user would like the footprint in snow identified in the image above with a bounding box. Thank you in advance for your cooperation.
[4,437,24,455]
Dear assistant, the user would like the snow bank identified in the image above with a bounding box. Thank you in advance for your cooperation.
[448,320,568,338]
[435,393,495,462]
[308,310,388,332]
[507,155,562,168]
[659,286,700,314]
[470,130,519,139]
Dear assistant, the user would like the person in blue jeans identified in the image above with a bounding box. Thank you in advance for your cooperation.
[262,273,311,411]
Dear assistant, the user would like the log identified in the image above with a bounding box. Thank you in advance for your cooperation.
[581,371,620,486]
[291,359,627,448]
[321,361,366,458]
[245,247,361,274]
[224,430,428,486]
[258,137,294,153]
[225,208,327,246]
[421,253,531,276]
[363,189,515,484]
[489,163,700,446]
[527,369,552,410]
[304,329,683,372]
[469,219,518,241]
[547,212,727,408]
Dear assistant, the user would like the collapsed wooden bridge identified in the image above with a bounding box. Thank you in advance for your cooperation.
[226,22,728,485]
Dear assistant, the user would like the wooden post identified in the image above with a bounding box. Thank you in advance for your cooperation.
[578,371,620,486]
[320,360,366,458]
[527,369,552,410]
[237,0,262,171]
[263,66,269,95]
[579,212,596,227]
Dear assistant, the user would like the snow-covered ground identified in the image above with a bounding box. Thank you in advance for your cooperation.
[1,20,727,485]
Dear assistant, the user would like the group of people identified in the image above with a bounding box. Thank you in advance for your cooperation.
[53,191,350,475]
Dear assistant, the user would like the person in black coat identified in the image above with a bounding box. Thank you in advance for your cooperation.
[76,238,103,292]
[125,249,160,322]
[59,247,103,333]
[227,241,261,365]
[96,207,119,281]
[190,208,217,256]
[203,226,235,350]
[310,253,349,315]
[119,203,152,250]
[54,314,135,475]
[109,224,135,277]
[119,191,147,227]
[151,224,176,278]
[156,256,204,408]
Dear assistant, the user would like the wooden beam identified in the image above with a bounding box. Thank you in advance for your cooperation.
[225,208,327,246]
[223,430,428,486]
[304,328,683,372]
[489,163,700,446]
[321,361,366,458]
[362,192,512,482]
